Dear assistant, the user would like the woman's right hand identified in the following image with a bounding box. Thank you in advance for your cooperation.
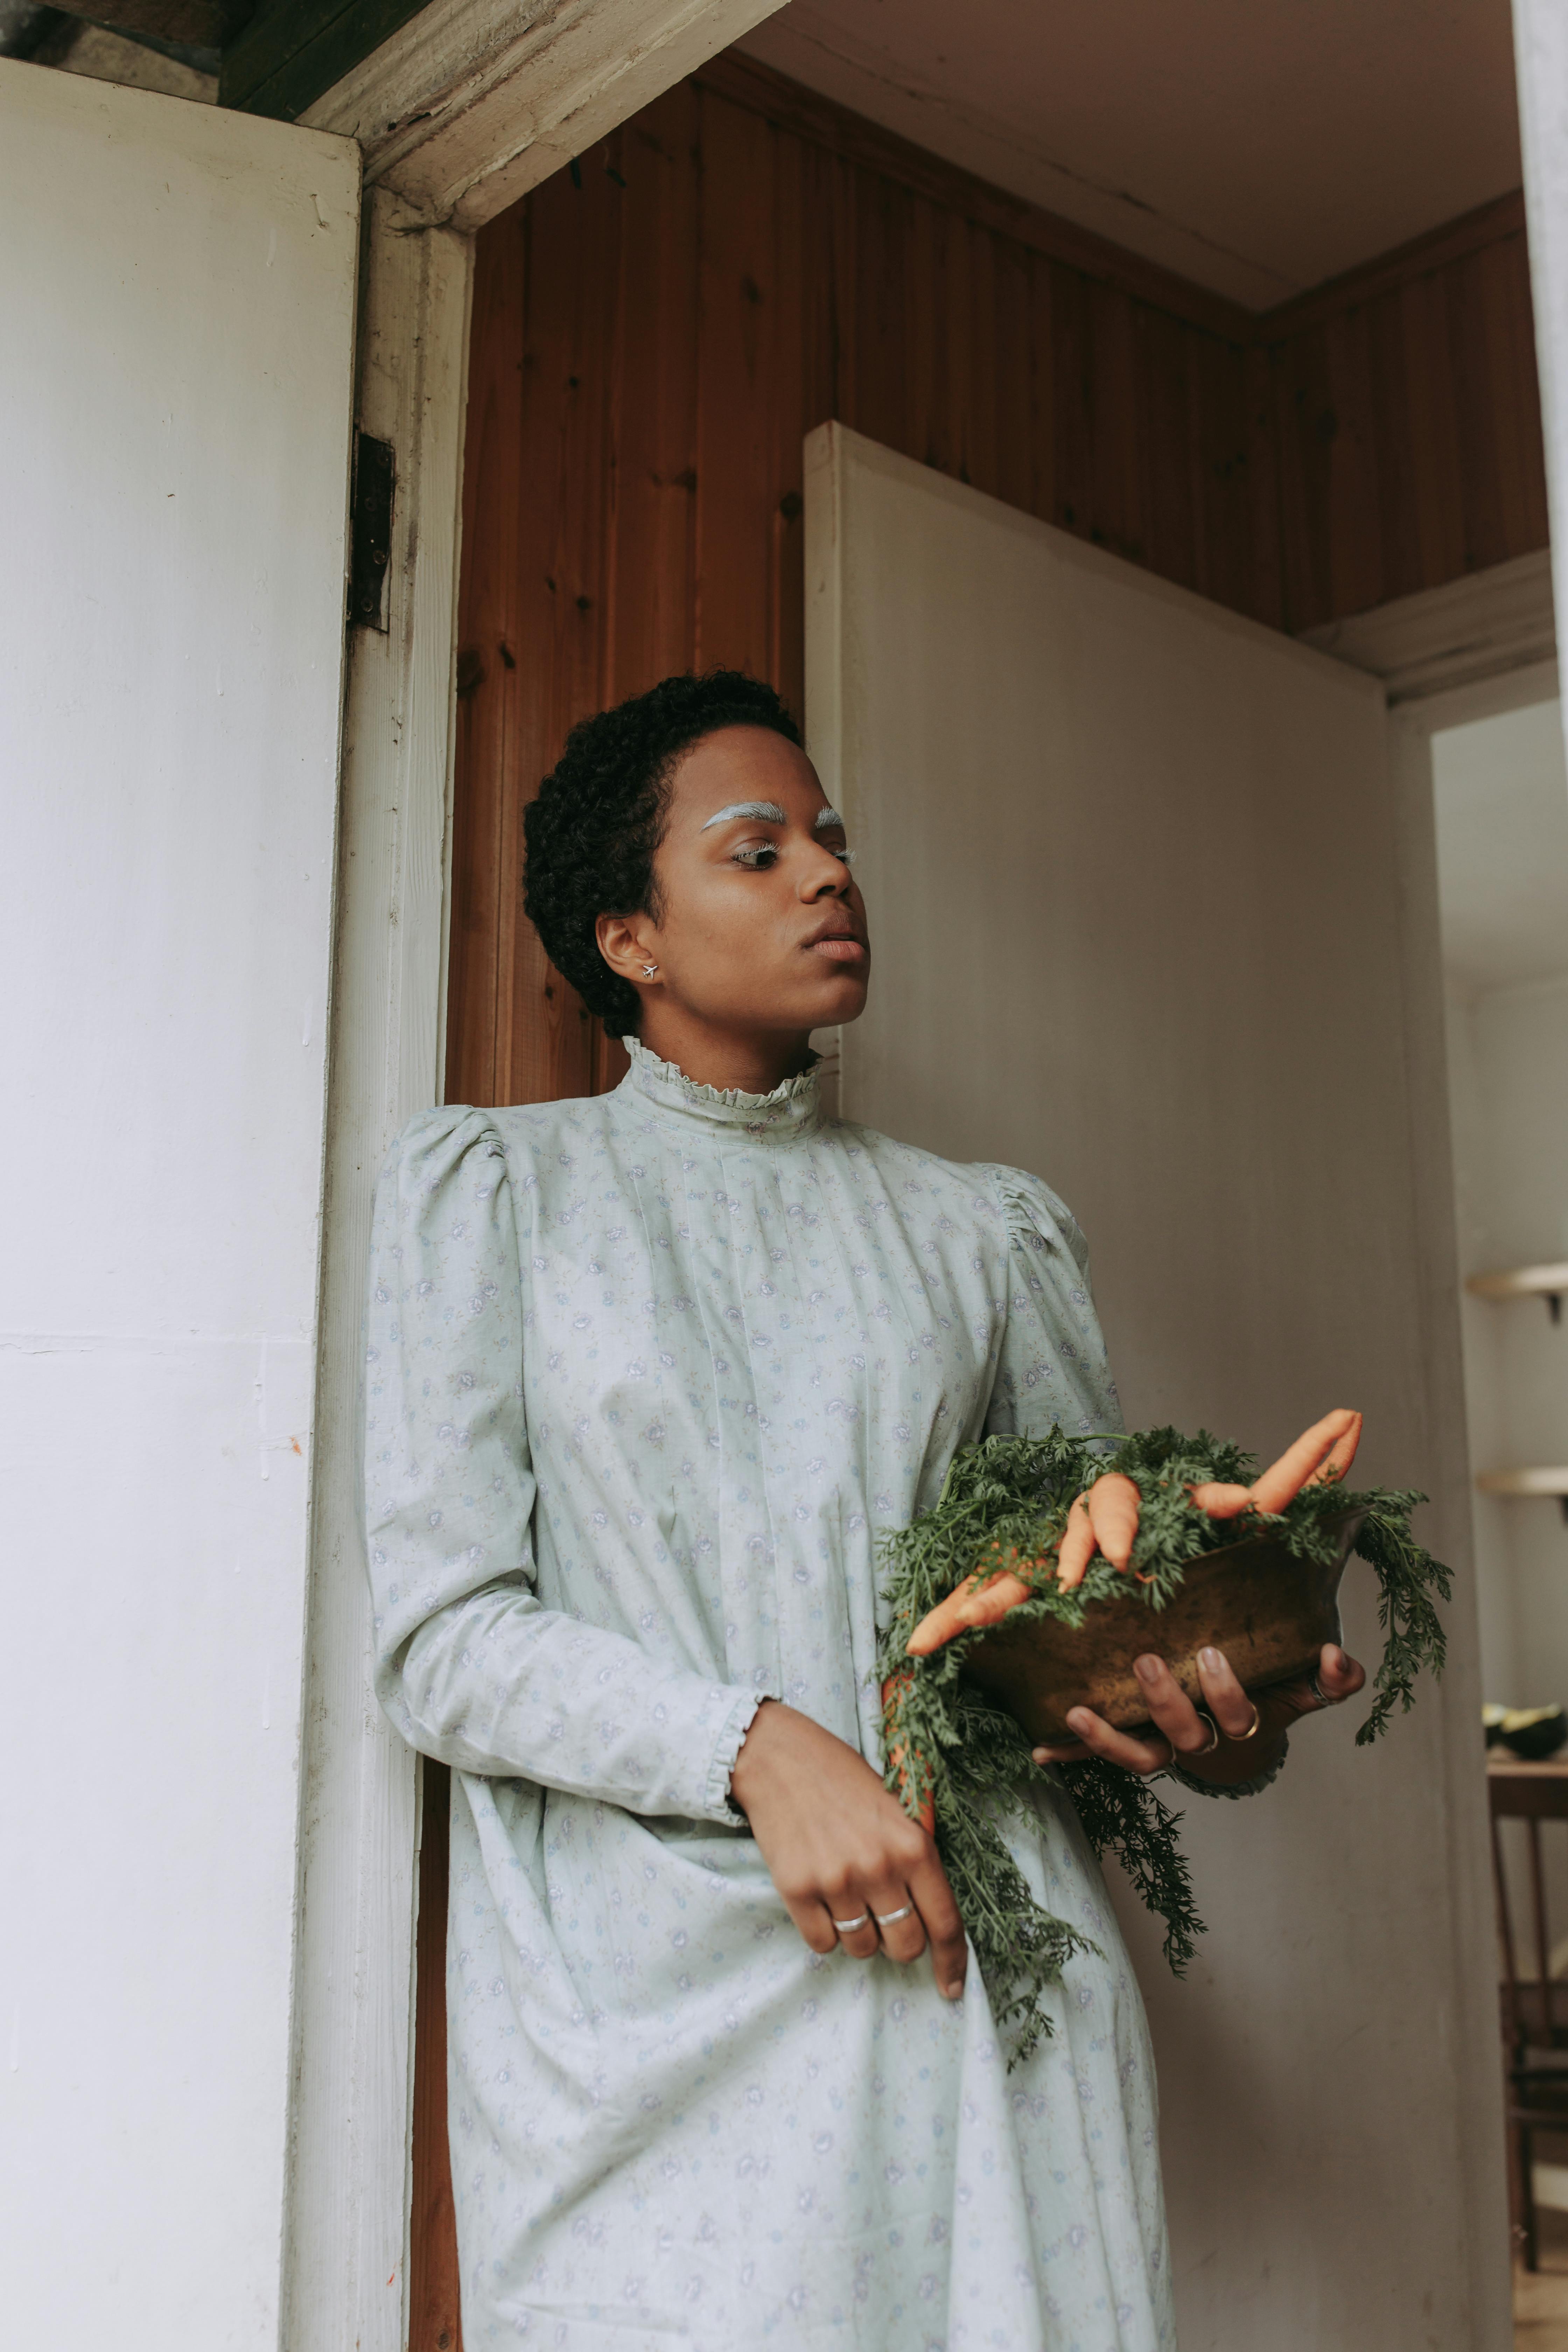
[730,1699,968,2000]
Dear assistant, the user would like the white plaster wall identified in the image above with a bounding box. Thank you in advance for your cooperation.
[1517,0,1568,739]
[1444,973,1568,1708]
[0,61,359,2348]
[1445,986,1520,1703]
[1433,694,1568,1719]
[806,421,1507,2351]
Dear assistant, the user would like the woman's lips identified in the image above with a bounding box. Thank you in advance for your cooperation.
[807,935,868,962]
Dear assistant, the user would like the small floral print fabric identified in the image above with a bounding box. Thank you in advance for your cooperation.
[363,1039,1173,2349]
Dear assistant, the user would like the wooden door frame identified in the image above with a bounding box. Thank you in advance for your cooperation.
[288,1,1568,2344]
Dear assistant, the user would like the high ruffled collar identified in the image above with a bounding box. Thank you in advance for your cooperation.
[617,1035,822,1140]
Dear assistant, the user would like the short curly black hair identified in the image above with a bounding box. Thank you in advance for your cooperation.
[523,670,803,1037]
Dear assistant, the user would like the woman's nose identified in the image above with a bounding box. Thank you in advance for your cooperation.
[801,844,852,895]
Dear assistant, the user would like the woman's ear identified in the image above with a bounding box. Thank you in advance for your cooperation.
[596,911,660,990]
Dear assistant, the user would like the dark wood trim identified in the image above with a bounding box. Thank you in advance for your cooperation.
[691,51,1258,348]
[1256,190,1530,341]
[408,1760,463,2352]
[220,0,426,118]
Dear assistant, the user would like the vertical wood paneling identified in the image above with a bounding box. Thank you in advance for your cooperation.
[769,121,809,709]
[1271,329,1335,631]
[1025,254,1057,525]
[609,85,702,704]
[1266,224,1547,630]
[990,232,1033,518]
[1088,282,1144,563]
[1242,342,1284,630]
[695,90,777,676]
[851,167,905,460]
[903,190,938,472]
[1398,271,1468,592]
[1049,261,1093,541]
[447,55,1550,1104]
[1321,301,1383,618]
[1482,234,1549,559]
[446,215,525,1110]
[1203,327,1254,615]
[491,175,575,1105]
[1365,286,1419,602]
[1140,306,1193,592]
[498,154,624,1106]
[938,208,974,486]
[966,224,1000,499]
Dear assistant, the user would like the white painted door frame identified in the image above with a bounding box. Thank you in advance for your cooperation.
[293,3,1568,2344]
[285,6,787,2346]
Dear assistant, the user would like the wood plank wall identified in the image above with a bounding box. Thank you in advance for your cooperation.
[444,54,1547,1113]
[419,54,1550,2349]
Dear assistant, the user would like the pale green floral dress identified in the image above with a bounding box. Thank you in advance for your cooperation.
[363,1039,1173,2350]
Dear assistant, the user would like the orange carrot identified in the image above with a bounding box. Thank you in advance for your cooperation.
[1054,1491,1098,1591]
[1307,1410,1362,1488]
[882,1672,936,1833]
[1248,1408,1362,1512]
[906,1567,1032,1656]
[1086,1471,1141,1569]
[1188,1480,1255,1519]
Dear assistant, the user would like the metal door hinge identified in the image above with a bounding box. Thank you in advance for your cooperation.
[349,432,395,631]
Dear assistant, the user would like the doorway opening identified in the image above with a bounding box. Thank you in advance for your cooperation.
[419,28,1545,2351]
[1434,685,1568,2335]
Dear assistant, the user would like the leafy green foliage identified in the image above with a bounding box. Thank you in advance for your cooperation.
[876,1426,1450,2065]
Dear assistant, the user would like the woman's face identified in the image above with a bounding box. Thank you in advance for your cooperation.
[597,726,871,1044]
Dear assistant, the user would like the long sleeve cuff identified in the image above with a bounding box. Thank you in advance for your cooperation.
[708,1685,777,1824]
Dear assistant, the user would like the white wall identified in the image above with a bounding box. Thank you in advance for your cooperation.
[0,62,358,2348]
[1446,978,1568,1707]
[807,420,1507,2352]
[1517,0,1568,751]
[1436,696,1568,1709]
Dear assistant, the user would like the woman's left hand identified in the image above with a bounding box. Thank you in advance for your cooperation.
[1031,1639,1367,1785]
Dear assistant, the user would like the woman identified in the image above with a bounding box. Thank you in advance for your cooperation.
[363,671,1364,2348]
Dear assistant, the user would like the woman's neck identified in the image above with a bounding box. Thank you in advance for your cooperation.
[633,1008,816,1097]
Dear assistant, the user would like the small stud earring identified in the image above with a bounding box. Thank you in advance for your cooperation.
[641,962,658,979]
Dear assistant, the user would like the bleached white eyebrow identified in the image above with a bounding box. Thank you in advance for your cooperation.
[699,800,787,831]
[813,806,847,832]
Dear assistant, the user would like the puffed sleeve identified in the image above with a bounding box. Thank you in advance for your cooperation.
[981,1164,1123,1442]
[362,1107,767,1823]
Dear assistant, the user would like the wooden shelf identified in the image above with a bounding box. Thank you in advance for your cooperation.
[1466,1262,1568,1302]
[1477,1468,1568,1498]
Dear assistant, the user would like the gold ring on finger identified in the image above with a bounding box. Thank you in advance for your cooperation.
[833,1913,870,1933]
[1225,1703,1261,1741]
[874,1905,913,1927]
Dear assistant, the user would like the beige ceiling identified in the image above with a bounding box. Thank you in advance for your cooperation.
[738,0,1523,312]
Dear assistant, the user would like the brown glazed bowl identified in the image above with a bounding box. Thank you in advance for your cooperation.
[960,1507,1367,1747]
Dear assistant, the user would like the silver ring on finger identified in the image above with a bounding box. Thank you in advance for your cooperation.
[1308,1673,1337,1708]
[1182,1708,1221,1759]
[874,1905,913,1928]
[832,1913,870,1934]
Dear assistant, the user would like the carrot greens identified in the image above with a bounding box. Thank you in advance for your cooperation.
[875,1425,1450,2066]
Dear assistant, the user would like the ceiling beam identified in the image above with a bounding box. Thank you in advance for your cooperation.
[222,0,428,118]
[49,0,240,45]
[293,0,789,232]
